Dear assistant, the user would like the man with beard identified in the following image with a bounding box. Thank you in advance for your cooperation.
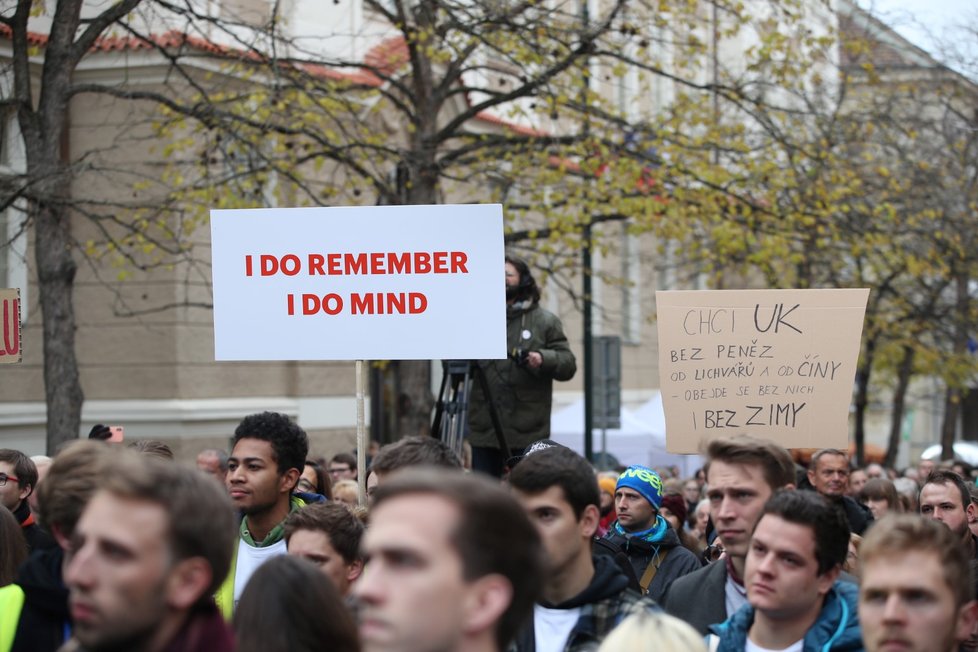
[216,411,309,618]
[467,255,576,477]
[509,447,656,652]
[919,469,978,560]
[860,514,978,652]
[806,449,873,535]
[600,465,700,601]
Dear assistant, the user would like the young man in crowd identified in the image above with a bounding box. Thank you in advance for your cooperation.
[919,468,978,560]
[663,435,797,634]
[217,411,309,617]
[859,513,978,652]
[708,491,861,651]
[508,446,656,652]
[353,469,545,652]
[285,502,363,596]
[0,448,51,551]
[62,453,235,652]
[328,453,358,481]
[600,464,700,601]
[0,441,110,652]
[365,435,462,501]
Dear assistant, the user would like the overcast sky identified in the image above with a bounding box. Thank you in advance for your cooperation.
[864,0,976,58]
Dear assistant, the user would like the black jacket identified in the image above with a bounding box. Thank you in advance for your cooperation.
[838,494,874,535]
[512,553,657,652]
[10,546,70,652]
[601,524,701,602]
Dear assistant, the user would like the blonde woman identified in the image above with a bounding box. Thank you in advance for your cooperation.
[598,611,706,652]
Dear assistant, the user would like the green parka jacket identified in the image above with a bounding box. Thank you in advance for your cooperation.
[467,300,576,450]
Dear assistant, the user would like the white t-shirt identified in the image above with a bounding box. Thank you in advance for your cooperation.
[233,537,287,604]
[533,604,581,652]
[745,637,804,652]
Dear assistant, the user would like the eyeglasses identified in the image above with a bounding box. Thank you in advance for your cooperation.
[0,473,19,487]
[296,478,317,493]
[328,466,352,475]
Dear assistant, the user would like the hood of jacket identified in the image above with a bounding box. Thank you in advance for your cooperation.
[709,580,862,652]
[543,552,630,609]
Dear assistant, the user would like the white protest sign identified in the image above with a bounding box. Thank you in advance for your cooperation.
[656,289,869,453]
[211,205,506,360]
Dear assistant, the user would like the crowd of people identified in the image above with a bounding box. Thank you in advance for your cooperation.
[0,418,976,652]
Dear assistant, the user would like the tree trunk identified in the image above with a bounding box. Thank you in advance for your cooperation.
[13,0,89,452]
[941,386,960,461]
[34,199,84,453]
[852,335,876,466]
[941,274,971,461]
[884,345,914,469]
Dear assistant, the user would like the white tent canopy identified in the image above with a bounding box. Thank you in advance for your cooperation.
[549,393,702,477]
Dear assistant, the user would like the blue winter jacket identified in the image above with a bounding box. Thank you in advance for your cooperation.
[707,581,863,652]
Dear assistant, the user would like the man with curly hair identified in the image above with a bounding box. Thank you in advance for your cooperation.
[216,411,310,618]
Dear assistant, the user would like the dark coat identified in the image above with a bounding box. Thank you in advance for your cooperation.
[601,524,702,602]
[468,301,576,450]
[8,546,70,652]
[511,553,657,652]
[661,557,729,635]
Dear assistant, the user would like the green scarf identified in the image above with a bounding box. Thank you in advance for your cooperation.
[240,495,305,547]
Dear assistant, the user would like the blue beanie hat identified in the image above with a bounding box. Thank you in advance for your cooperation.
[616,465,664,509]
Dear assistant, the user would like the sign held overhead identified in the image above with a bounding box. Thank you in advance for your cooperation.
[211,204,506,361]
[656,289,869,453]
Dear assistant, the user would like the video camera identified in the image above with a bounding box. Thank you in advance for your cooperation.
[509,347,530,367]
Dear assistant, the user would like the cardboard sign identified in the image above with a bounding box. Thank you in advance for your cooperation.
[0,288,21,364]
[210,205,506,361]
[656,289,869,453]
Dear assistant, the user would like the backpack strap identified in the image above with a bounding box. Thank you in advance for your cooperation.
[639,548,670,593]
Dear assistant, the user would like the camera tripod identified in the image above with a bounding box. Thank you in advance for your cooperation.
[431,360,509,461]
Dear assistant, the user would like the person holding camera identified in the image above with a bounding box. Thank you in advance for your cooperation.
[467,255,577,477]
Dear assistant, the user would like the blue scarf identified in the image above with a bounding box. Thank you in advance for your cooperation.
[613,513,669,543]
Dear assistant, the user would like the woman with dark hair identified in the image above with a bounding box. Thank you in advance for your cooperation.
[467,254,577,476]
[233,555,359,652]
[0,505,28,586]
[858,477,901,519]
[296,459,332,500]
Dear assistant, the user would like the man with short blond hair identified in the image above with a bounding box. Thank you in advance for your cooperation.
[860,513,978,652]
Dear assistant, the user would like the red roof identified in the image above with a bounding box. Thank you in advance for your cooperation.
[0,25,547,136]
